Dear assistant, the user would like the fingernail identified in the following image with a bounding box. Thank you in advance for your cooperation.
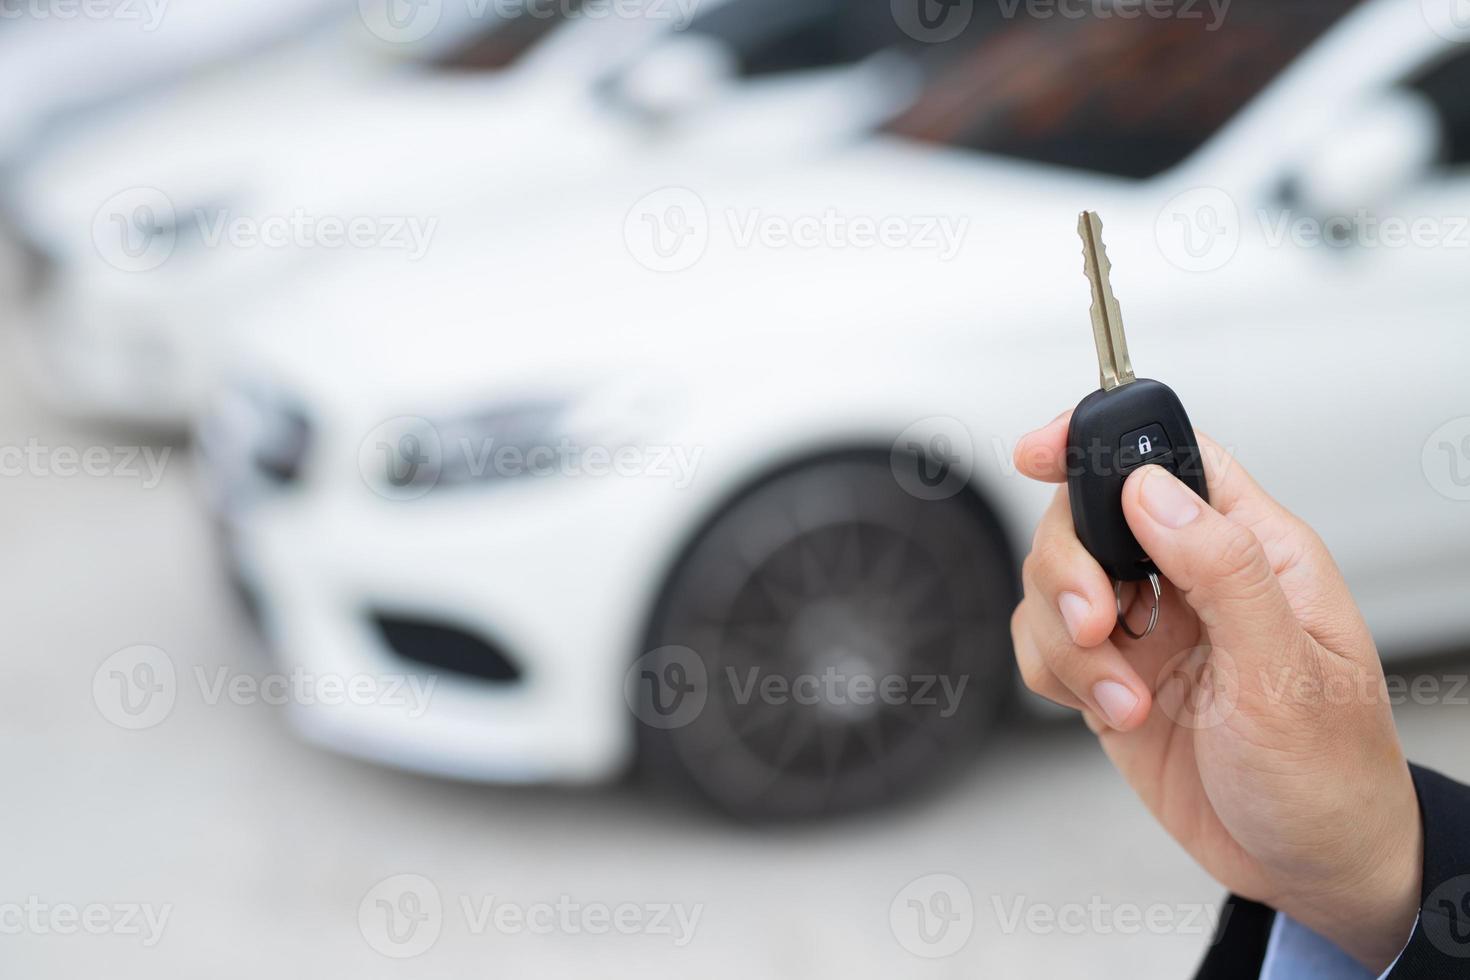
[1058,592,1090,643]
[1139,466,1201,529]
[1092,681,1139,729]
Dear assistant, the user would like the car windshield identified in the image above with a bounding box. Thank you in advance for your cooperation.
[884,0,1363,179]
[681,0,912,77]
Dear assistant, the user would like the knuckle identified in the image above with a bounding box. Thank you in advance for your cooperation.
[1293,521,1340,579]
[1019,655,1070,706]
[1018,656,1049,695]
[1204,520,1271,594]
[1016,645,1049,694]
[1020,548,1039,589]
[1011,613,1051,694]
[1026,535,1072,592]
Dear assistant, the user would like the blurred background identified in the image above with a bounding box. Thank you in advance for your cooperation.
[5,0,1470,975]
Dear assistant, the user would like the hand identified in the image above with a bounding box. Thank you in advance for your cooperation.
[1010,410,1422,972]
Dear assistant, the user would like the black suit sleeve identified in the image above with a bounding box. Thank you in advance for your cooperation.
[1192,764,1470,979]
[1192,895,1274,980]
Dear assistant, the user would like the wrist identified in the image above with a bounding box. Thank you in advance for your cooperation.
[1277,791,1423,972]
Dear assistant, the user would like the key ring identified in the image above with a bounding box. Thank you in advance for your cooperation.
[1114,572,1161,640]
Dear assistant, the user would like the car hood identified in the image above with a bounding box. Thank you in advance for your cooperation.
[227,140,1192,417]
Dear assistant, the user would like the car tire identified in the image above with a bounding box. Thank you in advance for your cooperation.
[636,452,1017,821]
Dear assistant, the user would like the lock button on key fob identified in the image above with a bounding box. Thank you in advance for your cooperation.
[1117,424,1170,470]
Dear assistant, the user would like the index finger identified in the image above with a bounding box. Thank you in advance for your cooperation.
[1013,410,1074,484]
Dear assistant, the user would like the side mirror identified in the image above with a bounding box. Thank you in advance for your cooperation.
[1290,91,1443,218]
[609,36,739,125]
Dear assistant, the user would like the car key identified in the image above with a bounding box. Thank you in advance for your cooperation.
[1066,211,1208,639]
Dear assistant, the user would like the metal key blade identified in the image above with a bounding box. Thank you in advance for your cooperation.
[1078,211,1135,391]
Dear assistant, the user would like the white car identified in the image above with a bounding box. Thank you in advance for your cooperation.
[0,0,349,163]
[8,0,919,428]
[200,0,1470,819]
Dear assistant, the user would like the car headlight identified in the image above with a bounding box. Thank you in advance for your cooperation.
[167,202,234,254]
[200,382,314,492]
[365,386,668,496]
[366,399,574,493]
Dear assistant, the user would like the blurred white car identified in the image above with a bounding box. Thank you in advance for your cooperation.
[7,0,920,428]
[0,0,349,162]
[202,0,1470,819]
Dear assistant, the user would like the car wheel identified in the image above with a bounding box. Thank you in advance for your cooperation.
[637,453,1016,820]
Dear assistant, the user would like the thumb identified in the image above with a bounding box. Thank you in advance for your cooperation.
[1121,465,1307,668]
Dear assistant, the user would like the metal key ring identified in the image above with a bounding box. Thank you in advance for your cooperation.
[1115,572,1161,640]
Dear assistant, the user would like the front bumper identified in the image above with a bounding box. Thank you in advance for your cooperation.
[203,434,686,785]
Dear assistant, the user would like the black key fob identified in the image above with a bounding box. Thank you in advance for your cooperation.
[1066,378,1208,581]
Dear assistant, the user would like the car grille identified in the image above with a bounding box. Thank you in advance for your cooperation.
[370,612,524,685]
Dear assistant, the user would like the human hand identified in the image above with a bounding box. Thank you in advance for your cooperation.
[1010,410,1422,971]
